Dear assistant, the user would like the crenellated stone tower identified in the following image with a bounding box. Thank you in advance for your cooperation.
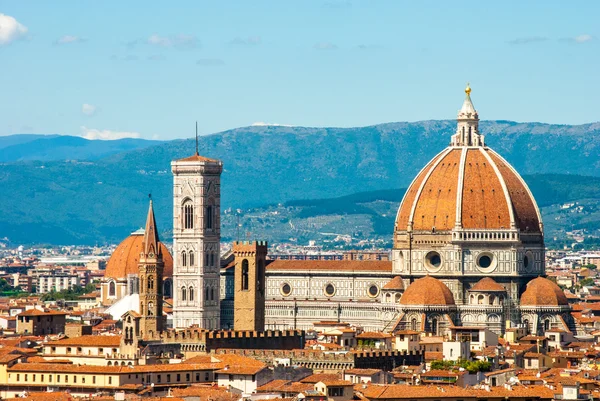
[171,149,223,329]
[233,241,267,331]
[138,199,165,338]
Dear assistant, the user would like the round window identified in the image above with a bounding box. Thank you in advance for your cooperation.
[476,252,497,273]
[425,251,442,271]
[281,283,292,297]
[478,255,492,268]
[368,285,379,298]
[324,284,335,297]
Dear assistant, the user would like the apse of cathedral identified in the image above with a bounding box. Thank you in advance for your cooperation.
[101,86,572,337]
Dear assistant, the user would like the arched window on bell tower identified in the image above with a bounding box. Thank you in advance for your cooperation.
[181,286,187,301]
[182,251,187,267]
[205,205,213,229]
[148,276,154,290]
[183,200,194,229]
[189,251,194,266]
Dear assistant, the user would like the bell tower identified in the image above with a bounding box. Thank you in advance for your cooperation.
[138,199,164,338]
[233,241,267,331]
[171,143,223,329]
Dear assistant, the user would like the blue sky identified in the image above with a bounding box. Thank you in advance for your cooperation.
[0,1,598,140]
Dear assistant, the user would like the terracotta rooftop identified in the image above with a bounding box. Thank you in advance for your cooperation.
[176,153,220,163]
[382,276,404,291]
[400,276,455,306]
[17,310,67,317]
[105,233,173,280]
[357,383,555,400]
[357,332,392,339]
[521,277,569,307]
[470,277,506,292]
[395,146,542,233]
[45,335,122,347]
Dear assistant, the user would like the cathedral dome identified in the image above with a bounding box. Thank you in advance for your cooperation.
[520,277,568,307]
[470,277,506,292]
[400,276,455,306]
[394,87,542,234]
[105,230,173,280]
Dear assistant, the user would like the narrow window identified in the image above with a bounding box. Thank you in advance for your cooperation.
[189,251,194,266]
[182,251,187,267]
[183,201,194,229]
[242,259,249,290]
[206,206,213,229]
[109,281,116,296]
[181,286,187,301]
[189,287,194,302]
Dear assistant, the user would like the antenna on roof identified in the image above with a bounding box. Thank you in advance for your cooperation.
[195,121,199,155]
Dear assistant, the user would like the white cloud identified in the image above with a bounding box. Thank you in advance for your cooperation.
[147,34,197,48]
[81,103,97,116]
[79,126,141,140]
[0,13,28,45]
[55,35,86,45]
[560,34,595,44]
[574,34,593,43]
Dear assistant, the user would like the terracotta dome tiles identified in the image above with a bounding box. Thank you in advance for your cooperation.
[470,277,506,292]
[461,149,512,229]
[520,277,568,307]
[395,147,542,234]
[395,151,445,232]
[488,151,541,233]
[411,149,461,231]
[105,234,173,280]
[400,276,455,306]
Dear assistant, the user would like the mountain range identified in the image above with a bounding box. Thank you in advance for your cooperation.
[1,120,600,245]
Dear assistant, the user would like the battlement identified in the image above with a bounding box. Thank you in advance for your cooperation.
[142,328,304,352]
[212,348,425,372]
[233,241,269,254]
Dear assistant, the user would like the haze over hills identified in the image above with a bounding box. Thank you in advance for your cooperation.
[1,119,600,245]
[0,135,163,162]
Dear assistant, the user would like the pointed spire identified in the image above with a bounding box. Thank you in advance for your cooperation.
[195,121,199,156]
[458,83,478,119]
[143,197,161,257]
[451,83,484,147]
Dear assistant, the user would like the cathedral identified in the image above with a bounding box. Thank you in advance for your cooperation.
[101,86,572,337]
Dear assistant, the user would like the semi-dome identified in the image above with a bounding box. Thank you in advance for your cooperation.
[400,276,455,306]
[105,230,173,280]
[382,276,405,291]
[520,277,568,307]
[470,277,506,292]
[394,86,542,234]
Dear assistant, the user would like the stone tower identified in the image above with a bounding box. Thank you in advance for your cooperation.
[233,241,267,331]
[171,151,223,329]
[138,199,164,338]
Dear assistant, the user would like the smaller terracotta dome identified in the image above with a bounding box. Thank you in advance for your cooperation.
[470,277,506,292]
[105,231,173,280]
[383,276,404,291]
[520,277,568,307]
[400,276,455,306]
